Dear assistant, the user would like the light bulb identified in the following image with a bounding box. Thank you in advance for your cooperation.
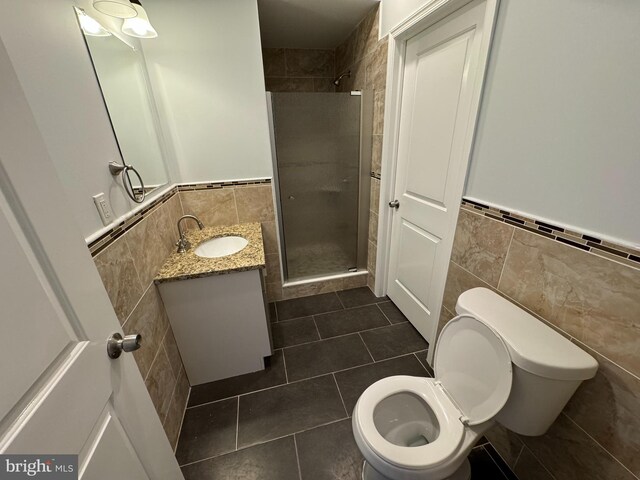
[76,9,112,37]
[122,3,157,38]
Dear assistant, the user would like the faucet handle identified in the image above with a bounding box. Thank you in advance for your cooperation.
[176,236,191,253]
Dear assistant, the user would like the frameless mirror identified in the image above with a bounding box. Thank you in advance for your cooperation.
[75,7,169,198]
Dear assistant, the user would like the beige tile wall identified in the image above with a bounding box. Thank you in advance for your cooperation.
[93,193,190,451]
[442,204,640,480]
[179,183,368,301]
[262,48,336,92]
[335,5,387,292]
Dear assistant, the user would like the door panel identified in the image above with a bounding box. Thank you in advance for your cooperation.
[387,0,490,352]
[0,203,73,421]
[80,409,149,480]
[406,34,471,205]
[395,220,439,309]
[0,37,182,478]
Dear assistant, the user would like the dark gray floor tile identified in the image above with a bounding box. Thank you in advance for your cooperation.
[268,302,277,323]
[469,446,509,479]
[271,316,319,348]
[337,287,387,308]
[176,397,238,465]
[237,375,346,448]
[296,419,363,480]
[182,436,299,480]
[276,292,343,320]
[334,355,428,415]
[377,301,409,324]
[513,447,554,480]
[484,444,520,480]
[414,349,434,376]
[360,323,429,360]
[315,305,390,338]
[477,436,490,446]
[284,334,373,381]
[188,351,286,407]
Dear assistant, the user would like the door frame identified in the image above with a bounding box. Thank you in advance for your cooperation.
[374,0,499,304]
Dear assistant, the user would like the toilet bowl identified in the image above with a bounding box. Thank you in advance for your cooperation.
[352,288,599,480]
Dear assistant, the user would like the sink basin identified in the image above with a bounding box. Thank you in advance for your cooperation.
[194,236,248,258]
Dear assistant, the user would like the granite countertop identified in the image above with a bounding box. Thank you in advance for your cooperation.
[154,222,265,284]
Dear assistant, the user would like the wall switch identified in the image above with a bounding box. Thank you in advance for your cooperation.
[93,193,114,226]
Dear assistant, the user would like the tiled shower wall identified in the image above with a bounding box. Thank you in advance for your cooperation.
[335,5,387,292]
[441,202,640,480]
[91,191,190,451]
[177,182,281,299]
[262,48,336,92]
[178,181,368,301]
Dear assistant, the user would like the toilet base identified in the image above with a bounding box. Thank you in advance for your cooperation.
[362,458,471,480]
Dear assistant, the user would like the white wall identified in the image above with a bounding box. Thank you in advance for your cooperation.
[0,0,159,239]
[381,0,640,246]
[466,0,640,247]
[142,0,273,183]
[380,0,431,36]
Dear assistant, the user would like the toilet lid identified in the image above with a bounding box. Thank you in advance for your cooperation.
[434,314,512,426]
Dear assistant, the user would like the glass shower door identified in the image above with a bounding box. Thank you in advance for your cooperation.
[271,92,361,281]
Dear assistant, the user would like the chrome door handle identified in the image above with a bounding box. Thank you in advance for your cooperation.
[107,332,142,359]
[388,200,400,209]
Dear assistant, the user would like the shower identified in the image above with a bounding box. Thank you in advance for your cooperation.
[267,91,372,284]
[333,70,351,86]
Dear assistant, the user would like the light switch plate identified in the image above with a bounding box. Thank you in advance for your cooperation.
[93,193,114,226]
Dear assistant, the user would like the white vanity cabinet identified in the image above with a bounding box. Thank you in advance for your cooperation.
[154,222,272,386]
[158,268,271,385]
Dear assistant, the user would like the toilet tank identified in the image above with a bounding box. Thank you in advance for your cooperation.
[455,288,598,436]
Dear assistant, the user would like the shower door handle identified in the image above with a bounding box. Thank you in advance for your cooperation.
[389,200,400,209]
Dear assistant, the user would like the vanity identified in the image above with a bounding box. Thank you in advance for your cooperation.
[155,223,272,385]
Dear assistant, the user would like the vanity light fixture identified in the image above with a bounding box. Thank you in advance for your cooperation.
[76,8,112,37]
[92,0,137,19]
[122,0,158,38]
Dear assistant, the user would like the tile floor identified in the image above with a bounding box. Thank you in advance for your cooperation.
[176,287,519,480]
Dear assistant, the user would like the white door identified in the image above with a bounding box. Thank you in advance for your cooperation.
[386,0,495,358]
[0,40,183,479]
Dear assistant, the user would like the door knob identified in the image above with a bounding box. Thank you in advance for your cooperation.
[107,332,142,359]
[389,200,400,209]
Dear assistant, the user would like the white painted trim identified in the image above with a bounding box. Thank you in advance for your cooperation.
[464,196,640,251]
[374,0,501,358]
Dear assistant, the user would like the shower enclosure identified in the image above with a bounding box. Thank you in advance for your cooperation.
[268,91,372,283]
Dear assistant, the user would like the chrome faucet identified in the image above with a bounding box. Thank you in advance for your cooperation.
[176,215,204,253]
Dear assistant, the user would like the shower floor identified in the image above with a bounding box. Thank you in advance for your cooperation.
[286,242,356,280]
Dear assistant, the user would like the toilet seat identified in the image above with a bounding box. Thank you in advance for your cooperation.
[355,376,464,470]
[353,314,513,473]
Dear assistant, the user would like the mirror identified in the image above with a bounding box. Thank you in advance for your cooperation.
[76,8,169,197]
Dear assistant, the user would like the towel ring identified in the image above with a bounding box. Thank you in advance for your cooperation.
[109,161,145,204]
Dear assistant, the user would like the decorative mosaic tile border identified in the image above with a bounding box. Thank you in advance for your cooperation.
[462,198,640,268]
[177,179,271,191]
[88,179,273,257]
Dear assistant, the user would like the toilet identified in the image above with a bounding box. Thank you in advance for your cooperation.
[352,288,598,480]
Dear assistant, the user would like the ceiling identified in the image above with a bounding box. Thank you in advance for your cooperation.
[257,0,380,50]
